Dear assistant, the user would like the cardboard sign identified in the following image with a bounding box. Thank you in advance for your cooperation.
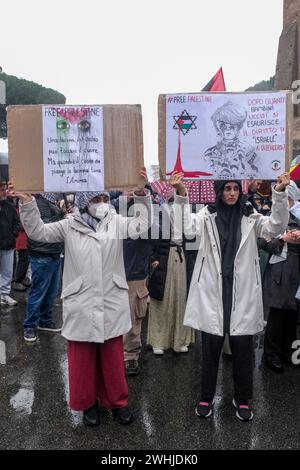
[7,104,144,191]
[158,91,293,180]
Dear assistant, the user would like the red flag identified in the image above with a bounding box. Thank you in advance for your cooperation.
[202,67,226,92]
[165,68,227,201]
[193,67,226,201]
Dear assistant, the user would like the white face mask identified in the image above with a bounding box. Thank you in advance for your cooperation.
[88,203,110,220]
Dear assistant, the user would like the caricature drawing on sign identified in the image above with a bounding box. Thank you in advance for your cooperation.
[204,101,260,179]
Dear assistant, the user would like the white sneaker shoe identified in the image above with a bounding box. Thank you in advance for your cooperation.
[153,348,164,355]
[0,295,18,306]
[178,345,189,353]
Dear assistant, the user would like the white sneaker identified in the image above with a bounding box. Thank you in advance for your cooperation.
[0,295,18,306]
[178,345,189,353]
[153,348,164,355]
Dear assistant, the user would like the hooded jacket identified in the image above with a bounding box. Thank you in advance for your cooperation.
[19,192,152,343]
[174,187,289,336]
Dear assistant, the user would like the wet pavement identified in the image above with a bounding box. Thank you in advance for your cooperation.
[0,290,300,450]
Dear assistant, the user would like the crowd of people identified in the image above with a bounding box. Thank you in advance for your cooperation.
[0,170,299,425]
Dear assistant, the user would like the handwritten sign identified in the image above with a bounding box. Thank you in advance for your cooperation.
[8,104,143,192]
[42,106,104,191]
[161,92,289,180]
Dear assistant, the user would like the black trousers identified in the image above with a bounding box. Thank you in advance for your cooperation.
[264,307,299,362]
[14,249,29,283]
[201,332,253,402]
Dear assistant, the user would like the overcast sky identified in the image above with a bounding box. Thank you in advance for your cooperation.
[0,0,284,168]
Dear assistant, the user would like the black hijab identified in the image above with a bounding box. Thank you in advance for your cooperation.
[213,180,243,334]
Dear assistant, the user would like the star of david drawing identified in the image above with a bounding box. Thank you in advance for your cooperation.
[173,110,197,135]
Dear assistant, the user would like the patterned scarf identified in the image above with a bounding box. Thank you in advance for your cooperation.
[74,191,110,211]
[80,211,100,231]
[39,192,60,203]
[75,191,112,231]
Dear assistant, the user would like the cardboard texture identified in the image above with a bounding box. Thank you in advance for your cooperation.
[158,91,293,180]
[7,104,144,192]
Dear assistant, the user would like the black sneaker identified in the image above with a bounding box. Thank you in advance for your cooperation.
[37,323,61,333]
[112,407,134,425]
[24,328,37,343]
[12,282,27,292]
[125,360,140,377]
[195,400,214,418]
[232,398,253,422]
[264,355,284,373]
[83,401,100,427]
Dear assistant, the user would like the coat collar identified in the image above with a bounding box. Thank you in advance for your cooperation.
[235,217,256,256]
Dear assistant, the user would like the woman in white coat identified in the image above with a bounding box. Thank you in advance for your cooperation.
[8,169,152,427]
[171,171,290,421]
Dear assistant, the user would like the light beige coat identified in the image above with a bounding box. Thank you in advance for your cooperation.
[20,194,152,343]
[174,188,289,336]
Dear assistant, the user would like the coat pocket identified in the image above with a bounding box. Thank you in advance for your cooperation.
[135,285,149,319]
[61,276,83,299]
[112,274,129,290]
[136,285,149,299]
[270,262,283,286]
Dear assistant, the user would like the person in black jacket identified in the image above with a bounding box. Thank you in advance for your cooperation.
[0,181,20,306]
[247,180,263,212]
[23,193,64,342]
[116,188,154,376]
[123,234,153,376]
[247,180,272,216]
[262,181,300,372]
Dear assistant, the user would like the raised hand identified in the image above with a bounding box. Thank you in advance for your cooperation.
[6,181,33,204]
[135,167,148,195]
[169,171,186,196]
[123,189,134,200]
[137,167,148,190]
[275,172,290,192]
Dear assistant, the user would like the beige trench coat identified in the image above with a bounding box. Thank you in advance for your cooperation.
[20,194,152,343]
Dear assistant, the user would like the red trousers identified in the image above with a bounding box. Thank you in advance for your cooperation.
[67,336,128,411]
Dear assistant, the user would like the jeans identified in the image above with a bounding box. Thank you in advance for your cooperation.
[24,256,61,329]
[0,249,14,295]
